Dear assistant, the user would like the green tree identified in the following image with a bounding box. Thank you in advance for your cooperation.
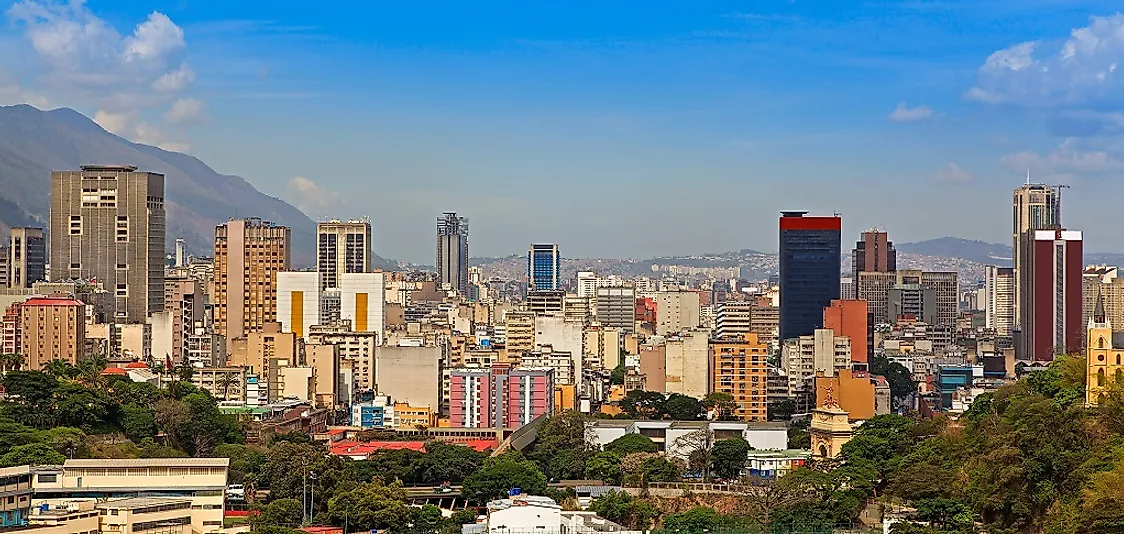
[54,382,116,431]
[769,398,797,421]
[664,393,704,420]
[584,451,623,484]
[588,490,658,530]
[2,371,58,409]
[461,453,548,503]
[420,441,485,484]
[604,434,658,455]
[0,442,65,467]
[872,354,916,406]
[121,403,157,442]
[42,360,78,381]
[610,363,626,385]
[256,499,304,528]
[620,390,666,419]
[711,437,751,480]
[212,443,267,484]
[663,507,723,533]
[526,411,595,480]
[638,455,680,482]
[703,392,737,421]
[787,419,811,449]
[326,481,412,532]
[913,498,973,528]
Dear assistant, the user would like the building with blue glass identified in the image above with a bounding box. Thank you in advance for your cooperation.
[527,243,561,291]
[779,211,841,341]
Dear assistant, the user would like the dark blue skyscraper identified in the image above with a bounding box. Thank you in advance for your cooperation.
[527,243,560,291]
[779,211,841,341]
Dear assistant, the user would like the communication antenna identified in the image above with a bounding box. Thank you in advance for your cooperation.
[1054,184,1071,225]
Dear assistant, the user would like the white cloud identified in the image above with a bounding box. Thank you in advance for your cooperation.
[286,176,342,216]
[966,15,1124,108]
[889,102,934,122]
[1000,138,1124,175]
[933,163,972,183]
[0,72,48,107]
[6,1,203,146]
[163,98,205,124]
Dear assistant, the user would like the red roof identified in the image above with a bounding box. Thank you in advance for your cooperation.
[124,362,149,369]
[101,368,127,376]
[23,298,84,307]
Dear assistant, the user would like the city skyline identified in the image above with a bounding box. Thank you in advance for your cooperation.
[4,2,1124,263]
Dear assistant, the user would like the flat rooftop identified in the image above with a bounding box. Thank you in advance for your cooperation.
[97,497,192,510]
[64,458,230,468]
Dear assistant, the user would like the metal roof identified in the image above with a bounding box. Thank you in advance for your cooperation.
[64,458,230,468]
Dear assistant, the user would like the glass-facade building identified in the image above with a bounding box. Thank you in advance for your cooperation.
[779,211,841,341]
[527,243,561,291]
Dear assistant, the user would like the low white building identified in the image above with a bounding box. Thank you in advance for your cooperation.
[464,494,639,534]
[585,419,788,458]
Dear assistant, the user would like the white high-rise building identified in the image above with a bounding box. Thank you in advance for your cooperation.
[277,271,385,342]
[317,219,373,290]
[985,266,1015,336]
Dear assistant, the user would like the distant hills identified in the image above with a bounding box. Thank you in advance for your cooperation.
[896,237,1012,266]
[0,104,340,267]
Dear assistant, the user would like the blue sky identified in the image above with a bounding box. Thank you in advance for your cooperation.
[3,1,1124,262]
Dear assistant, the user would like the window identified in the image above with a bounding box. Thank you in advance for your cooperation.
[69,215,82,235]
[116,216,128,242]
[36,474,57,483]
[116,284,127,297]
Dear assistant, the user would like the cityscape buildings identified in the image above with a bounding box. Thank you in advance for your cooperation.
[7,227,45,288]
[214,218,291,345]
[436,212,469,294]
[778,211,841,341]
[985,266,1016,336]
[49,165,166,322]
[527,243,561,291]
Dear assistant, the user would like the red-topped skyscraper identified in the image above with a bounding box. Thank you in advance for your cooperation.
[779,211,842,341]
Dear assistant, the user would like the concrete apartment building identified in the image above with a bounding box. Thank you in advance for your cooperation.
[823,299,870,366]
[985,265,1016,337]
[372,345,441,409]
[709,333,770,421]
[214,218,291,347]
[858,269,958,327]
[228,322,297,403]
[192,367,247,402]
[596,287,637,334]
[308,321,378,391]
[449,365,554,428]
[50,165,165,323]
[19,297,85,370]
[277,271,386,340]
[664,330,710,399]
[0,245,7,287]
[163,276,206,365]
[715,300,754,339]
[852,229,896,274]
[780,329,853,396]
[503,311,536,357]
[316,219,372,290]
[7,227,46,288]
[654,291,701,335]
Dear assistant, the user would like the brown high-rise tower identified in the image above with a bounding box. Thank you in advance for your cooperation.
[50,165,165,323]
[852,229,896,274]
[214,218,291,346]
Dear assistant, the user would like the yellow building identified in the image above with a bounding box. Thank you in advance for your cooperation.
[809,385,853,459]
[709,333,769,421]
[394,402,435,429]
[554,384,576,413]
[1086,295,1124,407]
[815,369,876,421]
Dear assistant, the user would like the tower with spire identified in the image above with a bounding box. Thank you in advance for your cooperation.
[1086,289,1122,407]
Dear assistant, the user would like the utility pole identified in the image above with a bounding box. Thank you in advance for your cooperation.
[309,471,318,525]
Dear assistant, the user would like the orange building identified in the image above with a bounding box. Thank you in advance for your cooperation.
[19,297,86,370]
[709,333,769,421]
[815,369,876,421]
[823,299,869,365]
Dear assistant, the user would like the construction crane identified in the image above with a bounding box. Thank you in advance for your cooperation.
[1054,184,1071,225]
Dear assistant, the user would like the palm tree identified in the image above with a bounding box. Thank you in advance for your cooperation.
[44,359,79,380]
[77,356,109,391]
[0,353,22,373]
[216,371,236,401]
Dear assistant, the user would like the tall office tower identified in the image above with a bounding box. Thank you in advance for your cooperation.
[436,212,469,294]
[317,219,372,290]
[50,165,166,322]
[1027,230,1083,361]
[985,266,1016,336]
[851,229,896,274]
[1013,183,1059,335]
[527,243,561,291]
[779,211,842,341]
[8,227,46,288]
[214,218,291,344]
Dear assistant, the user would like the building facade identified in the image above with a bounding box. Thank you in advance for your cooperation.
[985,266,1015,336]
[823,299,869,365]
[595,287,637,334]
[1027,229,1083,361]
[19,297,85,370]
[214,218,291,345]
[709,333,769,421]
[437,212,470,294]
[527,243,561,291]
[1013,183,1060,337]
[50,165,165,322]
[779,211,841,341]
[852,229,895,274]
[7,227,46,288]
[317,219,372,290]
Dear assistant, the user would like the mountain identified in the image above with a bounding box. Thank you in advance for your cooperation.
[895,237,1012,266]
[0,105,323,265]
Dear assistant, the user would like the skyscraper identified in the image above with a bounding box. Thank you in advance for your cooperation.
[50,165,165,322]
[527,243,561,291]
[779,211,841,341]
[214,218,291,345]
[852,229,895,274]
[1013,183,1059,336]
[1027,229,1082,361]
[984,266,1015,336]
[317,219,372,290]
[436,212,469,294]
[7,227,46,288]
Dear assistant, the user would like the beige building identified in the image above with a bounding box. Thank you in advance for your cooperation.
[19,297,85,370]
[50,165,165,323]
[307,342,341,408]
[583,325,621,370]
[665,329,710,399]
[192,367,248,402]
[317,219,372,290]
[8,227,46,288]
[31,458,229,533]
[228,322,298,403]
[654,291,701,335]
[308,321,378,391]
[780,329,853,396]
[374,345,441,409]
[163,276,205,364]
[97,498,193,534]
[710,333,769,421]
[214,218,291,347]
[24,500,100,534]
[504,311,536,357]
